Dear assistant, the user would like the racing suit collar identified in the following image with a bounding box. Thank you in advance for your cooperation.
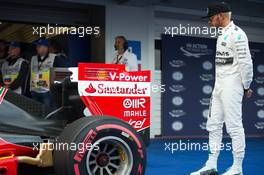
[222,21,234,33]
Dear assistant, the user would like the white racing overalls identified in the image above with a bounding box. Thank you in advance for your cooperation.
[206,21,253,159]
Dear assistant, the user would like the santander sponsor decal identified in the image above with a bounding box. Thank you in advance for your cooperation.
[78,63,151,132]
[85,83,96,93]
[84,83,148,95]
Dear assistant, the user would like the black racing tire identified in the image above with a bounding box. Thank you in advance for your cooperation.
[54,116,146,175]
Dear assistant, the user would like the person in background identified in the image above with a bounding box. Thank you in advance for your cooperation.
[30,39,65,106]
[48,39,68,67]
[0,41,28,94]
[111,36,138,71]
[0,40,8,67]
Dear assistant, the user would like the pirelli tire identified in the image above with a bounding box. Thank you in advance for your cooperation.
[53,116,146,175]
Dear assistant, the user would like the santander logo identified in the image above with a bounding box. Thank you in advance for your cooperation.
[85,83,96,93]
[83,83,148,95]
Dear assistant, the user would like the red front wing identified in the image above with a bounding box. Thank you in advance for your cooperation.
[0,138,38,175]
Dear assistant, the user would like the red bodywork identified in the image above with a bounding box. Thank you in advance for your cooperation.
[0,138,38,175]
[78,63,151,132]
[0,63,151,175]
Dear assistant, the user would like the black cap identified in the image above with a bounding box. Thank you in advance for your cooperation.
[202,2,231,18]
[34,39,49,47]
[9,41,21,48]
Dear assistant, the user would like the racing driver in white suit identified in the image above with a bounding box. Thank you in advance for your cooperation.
[191,2,253,175]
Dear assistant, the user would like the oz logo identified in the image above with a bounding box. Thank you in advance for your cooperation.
[203,85,213,95]
[257,110,264,119]
[257,65,264,74]
[257,87,264,96]
[123,98,146,109]
[203,61,213,71]
[172,96,183,106]
[172,71,183,81]
[172,121,183,131]
[202,109,209,119]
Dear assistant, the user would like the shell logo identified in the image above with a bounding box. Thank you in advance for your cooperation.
[97,70,108,80]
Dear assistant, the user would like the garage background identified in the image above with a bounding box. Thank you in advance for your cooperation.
[0,0,263,138]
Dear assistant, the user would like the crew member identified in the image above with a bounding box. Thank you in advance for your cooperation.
[191,2,253,175]
[49,39,68,67]
[30,39,65,105]
[0,41,28,94]
[111,36,138,71]
[0,40,8,67]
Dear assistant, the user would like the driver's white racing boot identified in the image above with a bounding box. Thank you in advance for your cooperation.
[190,153,218,175]
[190,165,218,175]
[221,166,243,175]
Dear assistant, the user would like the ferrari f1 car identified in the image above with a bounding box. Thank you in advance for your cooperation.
[0,63,150,175]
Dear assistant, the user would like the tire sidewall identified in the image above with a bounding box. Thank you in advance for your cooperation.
[54,117,146,175]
